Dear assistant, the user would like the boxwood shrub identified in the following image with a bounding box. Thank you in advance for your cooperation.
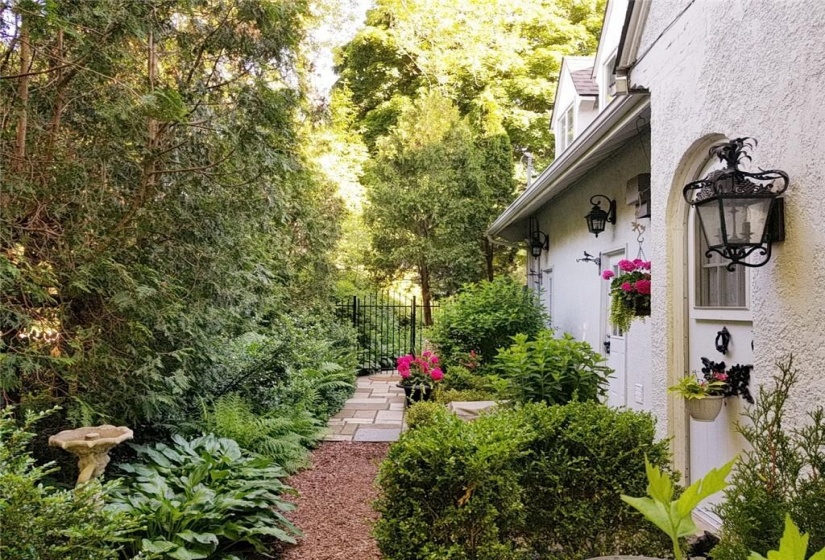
[374,401,672,560]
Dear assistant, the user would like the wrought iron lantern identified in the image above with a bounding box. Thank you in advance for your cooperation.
[683,138,788,270]
[585,195,616,237]
[530,229,549,257]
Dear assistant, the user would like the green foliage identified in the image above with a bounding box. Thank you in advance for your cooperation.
[669,374,727,399]
[336,0,605,166]
[199,394,322,474]
[374,406,530,560]
[0,0,347,434]
[713,356,825,560]
[374,401,673,560]
[404,401,450,430]
[363,92,513,311]
[622,458,735,560]
[516,402,673,559]
[109,434,299,559]
[428,277,547,365]
[750,516,825,560]
[0,407,134,560]
[435,387,500,404]
[495,330,611,405]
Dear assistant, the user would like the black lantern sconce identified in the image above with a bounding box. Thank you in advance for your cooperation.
[530,229,549,258]
[683,138,788,270]
[585,195,616,237]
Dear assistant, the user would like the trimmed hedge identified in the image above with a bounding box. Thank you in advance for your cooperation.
[375,401,672,560]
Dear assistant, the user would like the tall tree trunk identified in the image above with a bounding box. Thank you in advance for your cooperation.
[419,263,433,326]
[14,15,31,171]
[47,30,65,157]
[484,237,494,281]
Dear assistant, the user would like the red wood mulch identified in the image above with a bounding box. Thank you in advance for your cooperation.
[276,442,390,560]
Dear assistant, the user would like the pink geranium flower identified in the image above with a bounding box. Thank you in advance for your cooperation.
[634,279,651,295]
[430,368,444,381]
[618,259,636,272]
[602,270,615,280]
[621,282,633,292]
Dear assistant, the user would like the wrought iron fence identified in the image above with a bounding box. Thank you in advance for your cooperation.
[335,294,436,375]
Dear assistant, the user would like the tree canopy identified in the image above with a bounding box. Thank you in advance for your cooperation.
[0,0,343,425]
[336,0,605,166]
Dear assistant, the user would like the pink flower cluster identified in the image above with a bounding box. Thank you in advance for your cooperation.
[397,351,444,383]
[602,259,652,295]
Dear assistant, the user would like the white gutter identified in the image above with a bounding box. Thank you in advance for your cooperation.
[488,93,650,242]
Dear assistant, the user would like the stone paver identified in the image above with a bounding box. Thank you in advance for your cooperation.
[326,372,407,442]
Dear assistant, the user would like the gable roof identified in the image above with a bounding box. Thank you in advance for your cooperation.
[488,93,650,242]
[571,68,598,96]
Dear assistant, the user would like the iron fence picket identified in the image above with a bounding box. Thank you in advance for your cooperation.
[336,293,439,374]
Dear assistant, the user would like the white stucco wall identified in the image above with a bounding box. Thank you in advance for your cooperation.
[630,0,825,436]
[533,133,653,412]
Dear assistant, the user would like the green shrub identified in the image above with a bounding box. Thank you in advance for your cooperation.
[109,434,299,559]
[405,401,450,429]
[200,393,323,473]
[713,356,825,560]
[0,407,134,560]
[516,402,672,559]
[435,387,499,404]
[428,277,547,365]
[374,410,531,560]
[494,331,612,405]
[374,401,672,560]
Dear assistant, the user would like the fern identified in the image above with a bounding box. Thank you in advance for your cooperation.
[201,394,323,473]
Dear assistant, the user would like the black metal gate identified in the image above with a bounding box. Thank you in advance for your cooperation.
[336,294,436,375]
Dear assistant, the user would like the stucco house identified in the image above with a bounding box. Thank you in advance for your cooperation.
[488,0,825,529]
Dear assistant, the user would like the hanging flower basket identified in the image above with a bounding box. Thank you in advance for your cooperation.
[602,259,652,331]
[686,395,725,422]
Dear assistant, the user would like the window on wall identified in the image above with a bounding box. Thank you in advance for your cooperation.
[558,104,574,151]
[696,228,747,307]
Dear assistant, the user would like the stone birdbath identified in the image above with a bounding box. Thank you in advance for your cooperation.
[48,425,133,486]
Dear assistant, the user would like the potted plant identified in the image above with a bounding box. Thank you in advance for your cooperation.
[669,374,728,421]
[396,351,444,406]
[602,259,651,331]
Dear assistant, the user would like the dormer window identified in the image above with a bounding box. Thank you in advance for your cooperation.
[559,104,575,151]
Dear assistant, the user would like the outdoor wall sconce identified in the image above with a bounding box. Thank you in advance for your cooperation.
[585,195,616,237]
[530,229,549,257]
[683,138,788,270]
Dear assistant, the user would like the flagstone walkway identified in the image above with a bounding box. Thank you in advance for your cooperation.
[324,373,407,442]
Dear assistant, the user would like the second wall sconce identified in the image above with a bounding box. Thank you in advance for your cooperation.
[585,195,616,237]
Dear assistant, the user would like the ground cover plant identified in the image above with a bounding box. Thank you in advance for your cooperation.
[374,401,672,560]
[109,434,299,559]
[428,277,547,366]
[713,356,825,560]
[0,408,134,560]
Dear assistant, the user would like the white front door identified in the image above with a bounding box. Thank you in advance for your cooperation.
[602,251,627,407]
[686,159,752,528]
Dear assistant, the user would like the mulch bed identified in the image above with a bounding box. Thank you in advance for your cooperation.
[277,442,390,560]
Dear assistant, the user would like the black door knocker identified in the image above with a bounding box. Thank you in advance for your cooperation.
[715,327,731,355]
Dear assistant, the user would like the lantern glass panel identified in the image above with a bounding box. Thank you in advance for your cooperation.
[586,211,607,235]
[696,200,724,250]
[722,197,772,246]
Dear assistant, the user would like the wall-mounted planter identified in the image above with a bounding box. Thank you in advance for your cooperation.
[687,396,724,422]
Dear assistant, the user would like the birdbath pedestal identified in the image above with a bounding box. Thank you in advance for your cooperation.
[48,425,133,486]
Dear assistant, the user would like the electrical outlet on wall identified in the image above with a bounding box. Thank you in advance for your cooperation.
[634,384,644,405]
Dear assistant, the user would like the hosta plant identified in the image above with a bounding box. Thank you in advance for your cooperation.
[108,434,299,559]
